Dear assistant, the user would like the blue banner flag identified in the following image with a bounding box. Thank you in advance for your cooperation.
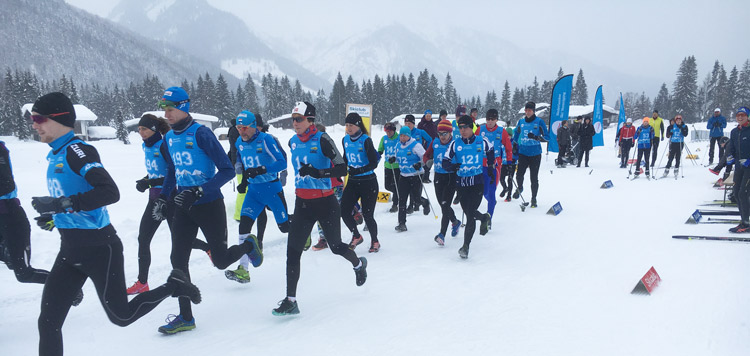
[547,74,574,153]
[616,92,626,133]
[593,85,604,147]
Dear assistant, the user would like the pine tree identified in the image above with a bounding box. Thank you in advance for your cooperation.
[511,87,525,125]
[672,56,699,121]
[314,89,330,124]
[114,110,129,144]
[329,73,346,125]
[428,74,440,113]
[737,60,750,110]
[653,83,671,119]
[528,77,540,103]
[243,75,260,112]
[557,67,565,79]
[499,81,512,124]
[443,73,457,112]
[415,69,430,111]
[727,66,739,111]
[572,69,588,105]
[373,75,387,124]
[214,74,232,126]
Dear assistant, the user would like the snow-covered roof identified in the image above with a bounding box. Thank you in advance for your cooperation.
[267,114,291,124]
[214,127,229,136]
[390,114,457,124]
[517,103,619,117]
[87,126,116,139]
[141,111,219,123]
[21,103,98,121]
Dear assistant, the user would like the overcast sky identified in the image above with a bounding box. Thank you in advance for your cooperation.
[67,0,749,84]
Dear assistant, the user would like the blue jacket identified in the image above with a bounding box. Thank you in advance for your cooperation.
[707,114,727,137]
[512,115,549,156]
[635,125,655,149]
[161,118,234,204]
[726,123,750,168]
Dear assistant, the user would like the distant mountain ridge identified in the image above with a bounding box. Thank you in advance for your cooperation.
[108,0,330,90]
[0,0,228,87]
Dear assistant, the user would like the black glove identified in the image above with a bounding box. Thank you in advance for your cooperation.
[299,163,322,178]
[174,187,203,210]
[528,132,537,140]
[425,159,434,170]
[348,166,363,176]
[31,196,74,215]
[237,180,248,194]
[388,156,397,164]
[714,122,721,128]
[136,177,150,192]
[152,197,168,221]
[413,162,422,170]
[488,167,496,182]
[245,166,267,178]
[34,215,55,231]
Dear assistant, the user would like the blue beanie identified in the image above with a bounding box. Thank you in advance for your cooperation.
[236,110,256,127]
[738,107,750,116]
[424,109,432,115]
[162,86,190,112]
[399,126,411,137]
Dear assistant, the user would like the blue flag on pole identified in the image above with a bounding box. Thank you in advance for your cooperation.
[547,74,574,153]
[593,85,604,147]
[616,92,626,133]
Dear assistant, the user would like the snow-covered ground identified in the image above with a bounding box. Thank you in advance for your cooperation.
[1,124,749,356]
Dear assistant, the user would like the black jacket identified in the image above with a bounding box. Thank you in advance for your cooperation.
[557,126,571,147]
[578,123,595,151]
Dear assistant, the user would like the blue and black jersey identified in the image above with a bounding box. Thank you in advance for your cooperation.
[235,131,287,184]
[512,115,549,157]
[44,131,120,242]
[161,117,234,204]
[342,132,379,178]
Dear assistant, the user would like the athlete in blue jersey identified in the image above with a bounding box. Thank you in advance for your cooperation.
[126,114,175,295]
[663,115,689,177]
[391,126,429,232]
[423,119,461,245]
[341,113,380,252]
[225,110,289,284]
[153,87,261,334]
[478,109,513,221]
[404,114,430,184]
[377,122,400,213]
[273,101,367,316]
[30,92,200,356]
[442,115,495,259]
[634,118,655,177]
[512,102,549,208]
[0,141,54,286]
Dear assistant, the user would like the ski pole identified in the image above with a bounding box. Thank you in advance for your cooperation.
[512,176,529,212]
[389,166,400,205]
[627,141,638,178]
[417,172,439,220]
[656,140,669,175]
[683,142,698,166]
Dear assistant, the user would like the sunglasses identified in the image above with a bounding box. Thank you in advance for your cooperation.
[458,125,472,130]
[438,132,452,137]
[158,99,190,109]
[486,117,498,121]
[292,116,307,123]
[29,112,70,124]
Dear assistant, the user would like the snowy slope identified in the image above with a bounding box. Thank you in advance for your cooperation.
[1,126,749,356]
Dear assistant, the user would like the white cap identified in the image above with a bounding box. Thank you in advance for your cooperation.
[715,108,721,112]
[626,118,632,123]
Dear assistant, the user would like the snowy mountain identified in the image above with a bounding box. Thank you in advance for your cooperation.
[0,0,226,86]
[292,23,657,98]
[108,0,329,90]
